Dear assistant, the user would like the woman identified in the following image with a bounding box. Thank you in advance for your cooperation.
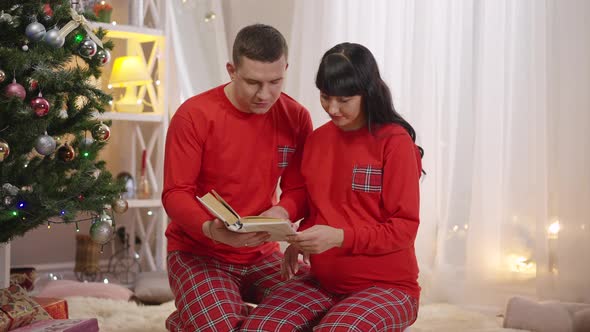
[242,42,423,332]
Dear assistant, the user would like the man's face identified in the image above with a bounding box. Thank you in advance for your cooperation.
[227,55,287,114]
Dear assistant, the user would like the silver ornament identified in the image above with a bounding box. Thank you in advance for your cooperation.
[2,183,19,196]
[90,219,114,245]
[112,198,129,214]
[0,70,5,83]
[78,39,98,58]
[91,123,110,141]
[95,49,111,66]
[0,11,14,26]
[44,28,64,48]
[21,44,29,52]
[34,134,57,156]
[3,195,15,207]
[25,22,46,42]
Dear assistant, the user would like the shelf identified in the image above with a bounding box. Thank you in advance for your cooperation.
[95,112,164,123]
[93,22,164,41]
[126,199,161,208]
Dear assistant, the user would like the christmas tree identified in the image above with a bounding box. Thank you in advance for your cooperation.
[0,0,126,244]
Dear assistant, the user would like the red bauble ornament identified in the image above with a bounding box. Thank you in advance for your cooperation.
[78,194,85,201]
[31,94,50,117]
[43,3,53,17]
[4,80,26,100]
[57,144,75,162]
[32,103,49,116]
[28,79,38,91]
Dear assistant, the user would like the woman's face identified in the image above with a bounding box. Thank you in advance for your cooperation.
[320,93,365,131]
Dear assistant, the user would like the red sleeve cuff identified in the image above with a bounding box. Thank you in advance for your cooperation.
[340,226,355,250]
[277,197,298,221]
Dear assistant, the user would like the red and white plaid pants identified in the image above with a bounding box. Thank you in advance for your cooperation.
[165,250,307,332]
[241,274,418,332]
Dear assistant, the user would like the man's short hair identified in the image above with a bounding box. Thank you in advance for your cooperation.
[232,24,288,67]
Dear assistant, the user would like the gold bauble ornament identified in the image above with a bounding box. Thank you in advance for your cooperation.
[112,198,129,214]
[0,139,9,162]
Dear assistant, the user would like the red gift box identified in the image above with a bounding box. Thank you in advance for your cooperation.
[10,319,99,332]
[0,285,51,332]
[32,298,68,319]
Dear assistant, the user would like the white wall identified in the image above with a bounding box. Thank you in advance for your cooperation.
[221,0,295,62]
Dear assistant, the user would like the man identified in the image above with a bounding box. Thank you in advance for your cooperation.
[162,24,312,331]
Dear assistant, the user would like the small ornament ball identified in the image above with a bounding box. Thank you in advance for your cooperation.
[95,49,111,66]
[91,123,110,141]
[34,134,56,156]
[0,70,5,83]
[112,198,129,214]
[57,144,75,162]
[25,22,46,42]
[44,28,64,48]
[0,139,9,162]
[90,215,114,245]
[79,39,98,58]
[31,95,50,117]
[4,80,26,100]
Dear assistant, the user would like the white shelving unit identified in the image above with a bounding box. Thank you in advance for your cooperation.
[96,21,169,273]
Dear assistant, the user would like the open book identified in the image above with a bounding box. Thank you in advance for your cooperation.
[196,190,295,241]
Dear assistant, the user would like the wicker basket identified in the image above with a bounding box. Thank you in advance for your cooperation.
[74,234,101,281]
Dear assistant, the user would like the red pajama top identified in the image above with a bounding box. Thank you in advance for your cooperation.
[163,84,312,264]
[301,121,422,299]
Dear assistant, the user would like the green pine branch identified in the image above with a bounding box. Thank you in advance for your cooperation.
[0,0,124,243]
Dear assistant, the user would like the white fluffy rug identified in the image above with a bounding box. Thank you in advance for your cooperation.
[67,296,525,332]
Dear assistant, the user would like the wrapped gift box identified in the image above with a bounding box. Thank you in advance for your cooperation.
[0,285,51,332]
[10,319,99,332]
[32,298,68,319]
[9,268,37,292]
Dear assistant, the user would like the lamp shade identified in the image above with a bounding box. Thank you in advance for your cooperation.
[109,56,152,87]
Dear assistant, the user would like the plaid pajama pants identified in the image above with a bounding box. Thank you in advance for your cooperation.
[165,250,307,332]
[241,275,418,332]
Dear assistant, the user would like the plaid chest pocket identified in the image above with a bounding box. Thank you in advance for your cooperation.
[352,164,383,193]
[278,145,296,168]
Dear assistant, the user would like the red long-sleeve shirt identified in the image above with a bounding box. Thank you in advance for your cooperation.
[163,84,312,264]
[301,122,422,298]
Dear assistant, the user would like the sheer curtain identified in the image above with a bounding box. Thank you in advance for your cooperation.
[286,0,590,307]
[165,0,228,114]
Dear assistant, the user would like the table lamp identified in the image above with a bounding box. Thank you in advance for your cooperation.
[109,56,152,113]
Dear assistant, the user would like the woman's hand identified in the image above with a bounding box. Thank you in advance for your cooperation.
[286,225,344,254]
[202,219,270,247]
[281,244,310,280]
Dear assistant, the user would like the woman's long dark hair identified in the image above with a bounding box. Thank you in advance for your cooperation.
[315,42,424,158]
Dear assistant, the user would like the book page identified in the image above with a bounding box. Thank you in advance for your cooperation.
[197,193,240,225]
[212,190,241,219]
[236,221,295,241]
[240,216,286,222]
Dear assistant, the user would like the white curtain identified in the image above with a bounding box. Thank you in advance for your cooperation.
[165,0,228,114]
[287,0,590,307]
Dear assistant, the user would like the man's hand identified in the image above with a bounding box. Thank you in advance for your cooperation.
[202,219,270,247]
[286,225,344,254]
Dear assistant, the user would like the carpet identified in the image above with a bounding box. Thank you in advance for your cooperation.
[67,296,527,332]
